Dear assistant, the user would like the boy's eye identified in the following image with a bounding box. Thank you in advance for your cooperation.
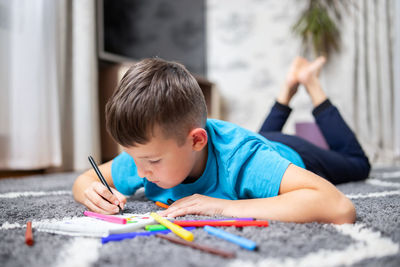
[149,159,161,164]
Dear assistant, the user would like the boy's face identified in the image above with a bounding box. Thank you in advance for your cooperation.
[123,126,204,189]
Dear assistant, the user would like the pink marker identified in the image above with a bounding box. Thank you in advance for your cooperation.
[84,211,127,224]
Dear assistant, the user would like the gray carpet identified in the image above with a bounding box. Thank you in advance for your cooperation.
[1,168,399,267]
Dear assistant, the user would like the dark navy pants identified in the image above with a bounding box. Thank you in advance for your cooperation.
[259,100,371,184]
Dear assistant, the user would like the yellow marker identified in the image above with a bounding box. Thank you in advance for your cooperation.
[150,212,194,242]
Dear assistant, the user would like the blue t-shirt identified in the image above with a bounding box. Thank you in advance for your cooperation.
[111,119,305,203]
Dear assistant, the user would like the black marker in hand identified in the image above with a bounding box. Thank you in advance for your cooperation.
[88,155,123,215]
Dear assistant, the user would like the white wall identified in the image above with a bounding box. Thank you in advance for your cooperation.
[207,0,306,134]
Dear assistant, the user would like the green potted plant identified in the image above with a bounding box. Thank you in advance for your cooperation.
[292,0,350,58]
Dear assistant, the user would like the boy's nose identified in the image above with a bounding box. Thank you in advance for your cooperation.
[137,167,152,178]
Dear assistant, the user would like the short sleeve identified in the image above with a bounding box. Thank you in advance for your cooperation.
[111,152,144,196]
[234,143,291,199]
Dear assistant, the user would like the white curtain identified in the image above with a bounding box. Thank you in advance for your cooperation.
[0,0,100,171]
[394,0,400,163]
[349,0,400,165]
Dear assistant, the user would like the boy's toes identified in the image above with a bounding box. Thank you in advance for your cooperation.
[310,57,326,72]
[290,56,308,70]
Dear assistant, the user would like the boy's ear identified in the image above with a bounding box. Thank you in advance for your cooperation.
[188,128,208,151]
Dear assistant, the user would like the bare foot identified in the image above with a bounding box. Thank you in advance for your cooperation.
[297,56,328,107]
[297,56,326,85]
[277,57,308,106]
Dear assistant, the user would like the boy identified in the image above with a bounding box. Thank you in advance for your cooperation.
[73,57,369,224]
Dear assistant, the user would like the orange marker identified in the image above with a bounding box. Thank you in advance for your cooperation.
[25,221,34,246]
[155,201,169,209]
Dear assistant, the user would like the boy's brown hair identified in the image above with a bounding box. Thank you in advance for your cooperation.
[106,58,207,147]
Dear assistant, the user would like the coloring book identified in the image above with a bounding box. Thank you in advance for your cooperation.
[34,213,157,237]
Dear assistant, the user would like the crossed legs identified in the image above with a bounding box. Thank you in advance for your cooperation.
[259,57,370,184]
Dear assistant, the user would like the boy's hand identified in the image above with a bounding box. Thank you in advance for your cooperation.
[158,194,230,218]
[83,181,127,215]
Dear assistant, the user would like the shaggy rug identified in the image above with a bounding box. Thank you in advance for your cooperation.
[0,167,399,267]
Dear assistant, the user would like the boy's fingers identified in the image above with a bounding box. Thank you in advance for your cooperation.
[162,200,198,217]
[84,198,116,215]
[86,189,120,213]
[93,183,120,206]
[165,205,197,218]
[169,194,194,205]
[169,194,202,209]
[111,188,127,205]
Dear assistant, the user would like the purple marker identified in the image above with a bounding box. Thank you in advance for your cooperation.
[176,218,254,223]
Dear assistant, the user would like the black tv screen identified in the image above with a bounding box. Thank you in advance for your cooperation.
[97,0,206,76]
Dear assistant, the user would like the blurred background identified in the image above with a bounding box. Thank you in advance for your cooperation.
[0,0,399,177]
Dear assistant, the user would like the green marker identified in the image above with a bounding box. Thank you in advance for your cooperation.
[145,224,168,231]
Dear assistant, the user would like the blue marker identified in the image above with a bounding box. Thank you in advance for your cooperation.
[203,226,258,251]
[102,227,195,244]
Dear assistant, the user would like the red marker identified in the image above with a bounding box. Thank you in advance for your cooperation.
[25,221,34,246]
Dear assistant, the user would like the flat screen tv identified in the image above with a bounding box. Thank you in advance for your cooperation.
[97,0,206,76]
